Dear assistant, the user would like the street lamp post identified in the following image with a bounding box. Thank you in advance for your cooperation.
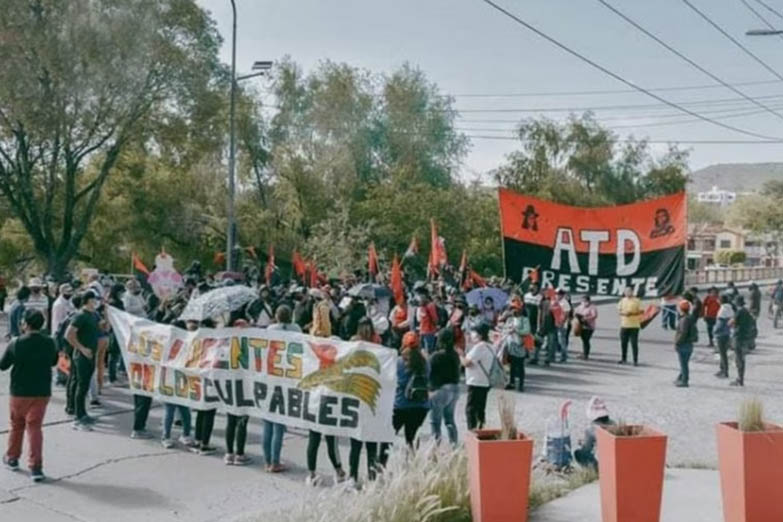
[227,0,238,273]
[226,0,272,273]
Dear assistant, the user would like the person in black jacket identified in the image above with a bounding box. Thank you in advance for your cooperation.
[429,327,461,445]
[674,300,697,388]
[731,296,754,387]
[1,308,57,481]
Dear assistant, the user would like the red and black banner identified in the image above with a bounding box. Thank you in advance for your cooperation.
[499,189,686,297]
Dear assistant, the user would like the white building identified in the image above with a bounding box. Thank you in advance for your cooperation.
[696,186,737,206]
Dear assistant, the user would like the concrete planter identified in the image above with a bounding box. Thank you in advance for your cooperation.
[466,429,533,522]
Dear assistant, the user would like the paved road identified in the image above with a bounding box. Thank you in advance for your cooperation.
[1,298,781,521]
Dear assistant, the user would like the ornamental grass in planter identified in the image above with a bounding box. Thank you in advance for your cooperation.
[717,399,783,522]
[596,422,667,522]
[466,393,533,522]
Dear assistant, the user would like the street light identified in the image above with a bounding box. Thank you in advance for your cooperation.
[746,29,783,36]
[227,0,272,273]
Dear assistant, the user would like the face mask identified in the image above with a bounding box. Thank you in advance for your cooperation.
[64,294,72,300]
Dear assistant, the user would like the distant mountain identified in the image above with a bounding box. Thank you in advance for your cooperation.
[689,163,783,194]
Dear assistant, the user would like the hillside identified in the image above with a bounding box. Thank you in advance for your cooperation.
[689,163,783,194]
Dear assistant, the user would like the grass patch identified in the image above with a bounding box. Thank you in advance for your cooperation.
[738,398,765,432]
[279,443,471,522]
[528,467,598,510]
[276,442,598,522]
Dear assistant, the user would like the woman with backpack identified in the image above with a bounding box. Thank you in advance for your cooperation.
[392,332,430,447]
[461,322,497,430]
[429,327,460,445]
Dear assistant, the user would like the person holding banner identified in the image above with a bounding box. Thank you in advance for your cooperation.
[348,317,384,488]
[224,313,252,466]
[192,318,218,455]
[617,287,643,366]
[264,306,300,472]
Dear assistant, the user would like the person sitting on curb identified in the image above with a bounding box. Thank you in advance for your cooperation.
[573,396,615,471]
[1,309,58,482]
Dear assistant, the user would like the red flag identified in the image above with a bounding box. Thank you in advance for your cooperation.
[470,270,487,288]
[428,219,439,277]
[404,235,419,258]
[368,242,380,278]
[265,245,275,285]
[458,249,467,279]
[309,261,319,288]
[292,250,306,279]
[391,255,404,305]
[132,253,150,276]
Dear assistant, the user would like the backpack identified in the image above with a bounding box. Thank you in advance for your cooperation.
[55,312,74,352]
[404,371,429,402]
[478,344,507,389]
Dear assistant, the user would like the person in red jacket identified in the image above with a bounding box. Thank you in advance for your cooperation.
[702,287,721,348]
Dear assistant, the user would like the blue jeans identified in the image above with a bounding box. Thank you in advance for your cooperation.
[557,326,569,362]
[263,420,286,466]
[662,305,677,329]
[430,384,459,446]
[534,331,558,363]
[676,343,693,384]
[420,334,436,354]
[162,403,191,439]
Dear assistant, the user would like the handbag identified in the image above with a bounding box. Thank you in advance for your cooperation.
[571,317,582,337]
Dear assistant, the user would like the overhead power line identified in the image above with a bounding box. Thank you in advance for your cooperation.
[479,0,783,141]
[753,0,783,21]
[465,135,783,144]
[455,93,783,113]
[681,0,783,81]
[596,0,783,122]
[740,0,783,43]
[451,78,783,97]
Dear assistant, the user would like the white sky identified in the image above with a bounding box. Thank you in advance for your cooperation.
[197,0,783,180]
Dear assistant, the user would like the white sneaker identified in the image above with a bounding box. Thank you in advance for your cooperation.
[334,469,347,484]
[130,430,153,440]
[72,421,93,432]
[224,454,235,465]
[345,478,361,491]
[178,435,195,447]
[161,439,175,449]
[305,474,322,487]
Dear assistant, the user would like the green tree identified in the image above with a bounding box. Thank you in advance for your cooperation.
[492,114,689,206]
[0,0,222,277]
[688,195,724,225]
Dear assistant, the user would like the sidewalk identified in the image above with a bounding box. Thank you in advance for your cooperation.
[530,468,721,522]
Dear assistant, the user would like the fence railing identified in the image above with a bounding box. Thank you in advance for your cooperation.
[685,267,783,286]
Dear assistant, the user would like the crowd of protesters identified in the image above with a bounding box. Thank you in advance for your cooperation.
[0,263,777,485]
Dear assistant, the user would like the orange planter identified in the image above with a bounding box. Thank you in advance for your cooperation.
[596,425,667,522]
[466,429,533,522]
[717,422,783,522]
